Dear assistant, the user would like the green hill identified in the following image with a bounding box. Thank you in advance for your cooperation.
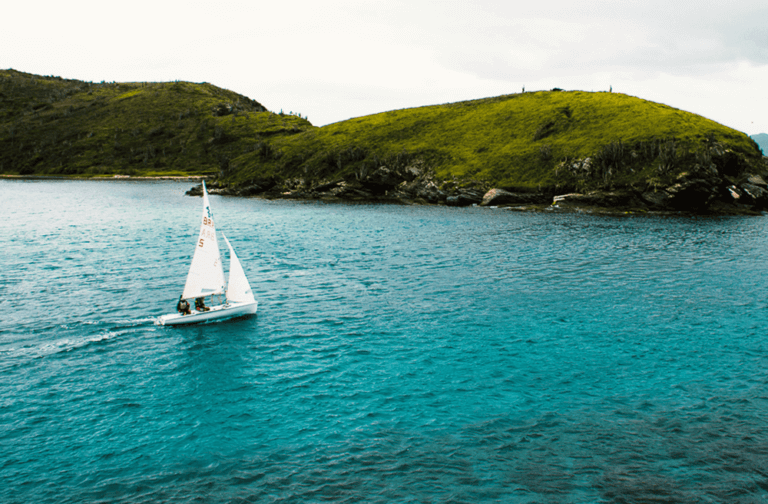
[0,69,311,176]
[2,69,766,211]
[222,90,763,195]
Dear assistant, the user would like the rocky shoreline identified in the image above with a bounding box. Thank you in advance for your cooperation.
[189,156,768,216]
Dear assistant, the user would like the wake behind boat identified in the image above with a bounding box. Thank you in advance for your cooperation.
[156,181,257,326]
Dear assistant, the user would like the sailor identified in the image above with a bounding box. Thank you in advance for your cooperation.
[177,296,191,315]
[195,297,210,312]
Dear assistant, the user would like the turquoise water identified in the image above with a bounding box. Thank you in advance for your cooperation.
[3,179,768,503]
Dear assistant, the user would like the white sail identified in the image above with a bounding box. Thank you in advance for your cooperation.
[181,181,226,299]
[223,235,255,304]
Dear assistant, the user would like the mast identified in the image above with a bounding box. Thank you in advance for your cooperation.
[181,181,226,299]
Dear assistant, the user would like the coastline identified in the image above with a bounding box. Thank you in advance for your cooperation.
[206,185,766,217]
[4,173,765,216]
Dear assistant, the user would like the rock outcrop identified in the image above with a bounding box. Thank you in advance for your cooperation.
[663,168,720,210]
[446,189,484,207]
[188,153,768,215]
[548,155,768,213]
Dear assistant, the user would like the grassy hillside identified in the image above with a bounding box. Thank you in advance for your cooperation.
[0,69,311,176]
[223,90,763,193]
[1,70,763,198]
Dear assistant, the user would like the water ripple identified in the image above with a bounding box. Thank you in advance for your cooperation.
[3,181,768,502]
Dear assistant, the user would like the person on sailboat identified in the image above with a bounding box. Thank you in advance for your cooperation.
[195,297,210,312]
[177,296,191,315]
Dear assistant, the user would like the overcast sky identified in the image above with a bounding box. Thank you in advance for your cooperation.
[3,0,767,134]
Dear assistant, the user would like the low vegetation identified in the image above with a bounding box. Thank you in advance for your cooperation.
[0,69,310,177]
[1,70,763,200]
[222,90,763,194]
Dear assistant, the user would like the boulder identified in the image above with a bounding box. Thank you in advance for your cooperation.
[185,184,203,196]
[725,185,744,204]
[362,166,403,192]
[414,181,446,203]
[460,188,485,202]
[664,173,718,210]
[739,183,768,208]
[446,195,472,207]
[187,182,236,196]
[313,180,343,193]
[446,189,483,207]
[403,166,422,181]
[326,181,349,197]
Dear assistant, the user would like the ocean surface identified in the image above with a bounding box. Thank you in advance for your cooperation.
[3,179,768,503]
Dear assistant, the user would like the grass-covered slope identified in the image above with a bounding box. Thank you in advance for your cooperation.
[0,69,311,176]
[224,90,763,193]
[1,69,762,198]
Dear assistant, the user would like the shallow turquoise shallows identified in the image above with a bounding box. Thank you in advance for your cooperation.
[3,179,768,503]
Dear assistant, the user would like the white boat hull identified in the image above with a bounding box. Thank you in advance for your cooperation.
[155,300,258,326]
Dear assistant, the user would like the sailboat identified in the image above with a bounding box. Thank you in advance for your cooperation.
[156,181,258,326]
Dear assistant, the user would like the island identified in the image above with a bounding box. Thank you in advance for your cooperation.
[2,69,766,214]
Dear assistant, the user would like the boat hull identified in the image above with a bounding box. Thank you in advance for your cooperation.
[155,300,258,326]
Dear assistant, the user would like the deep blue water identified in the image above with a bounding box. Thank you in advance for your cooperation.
[3,179,768,503]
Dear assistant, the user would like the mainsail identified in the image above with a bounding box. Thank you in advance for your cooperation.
[156,180,258,326]
[181,181,226,299]
[223,235,255,303]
